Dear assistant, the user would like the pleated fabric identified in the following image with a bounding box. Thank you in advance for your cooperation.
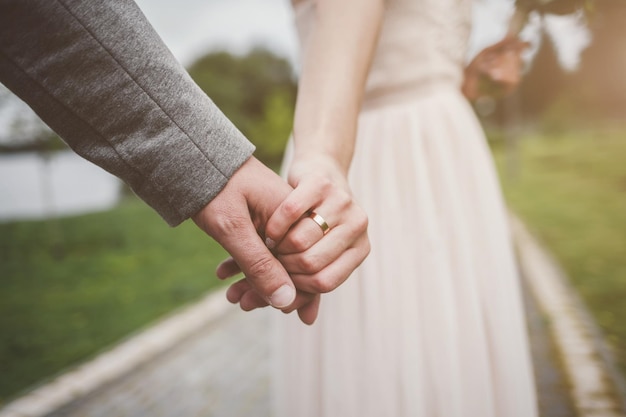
[272,1,538,416]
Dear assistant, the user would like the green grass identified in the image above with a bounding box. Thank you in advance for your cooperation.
[0,197,229,404]
[3,131,625,404]
[492,129,626,375]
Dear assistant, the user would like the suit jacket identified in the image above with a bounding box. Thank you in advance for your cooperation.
[0,0,255,226]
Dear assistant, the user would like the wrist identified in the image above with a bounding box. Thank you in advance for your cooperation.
[287,154,350,193]
[291,124,356,172]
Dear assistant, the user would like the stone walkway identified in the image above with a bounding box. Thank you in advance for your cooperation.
[50,309,272,417]
[2,218,625,417]
[42,280,576,417]
[46,282,575,417]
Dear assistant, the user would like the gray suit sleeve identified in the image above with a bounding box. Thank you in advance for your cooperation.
[0,0,255,226]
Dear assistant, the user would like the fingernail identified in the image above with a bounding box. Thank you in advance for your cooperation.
[269,285,295,308]
[265,237,276,249]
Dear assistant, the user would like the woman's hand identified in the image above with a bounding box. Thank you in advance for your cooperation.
[271,156,370,293]
[462,37,529,101]
[217,155,370,324]
[217,0,382,325]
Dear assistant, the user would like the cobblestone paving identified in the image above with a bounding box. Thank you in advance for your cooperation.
[48,282,574,417]
[51,308,271,417]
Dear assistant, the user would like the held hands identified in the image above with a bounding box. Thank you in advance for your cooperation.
[192,157,298,309]
[215,155,370,325]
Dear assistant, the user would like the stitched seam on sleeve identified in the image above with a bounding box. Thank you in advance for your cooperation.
[0,48,190,218]
[56,0,230,180]
[0,48,148,182]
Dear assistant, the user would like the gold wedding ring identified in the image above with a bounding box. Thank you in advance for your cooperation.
[309,212,330,235]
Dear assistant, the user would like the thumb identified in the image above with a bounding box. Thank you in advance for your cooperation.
[195,199,296,308]
[192,157,296,308]
[221,219,296,308]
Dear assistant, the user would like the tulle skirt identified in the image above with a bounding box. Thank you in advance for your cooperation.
[272,84,538,417]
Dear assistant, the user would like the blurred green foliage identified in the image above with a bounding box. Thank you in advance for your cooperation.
[492,130,626,375]
[0,84,65,153]
[0,48,297,161]
[0,198,229,404]
[187,48,297,167]
[0,47,297,404]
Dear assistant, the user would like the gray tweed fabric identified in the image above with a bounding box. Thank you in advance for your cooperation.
[0,0,255,226]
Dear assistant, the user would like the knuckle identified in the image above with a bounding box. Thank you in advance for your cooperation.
[240,302,255,312]
[286,233,310,253]
[298,252,322,274]
[336,192,352,209]
[282,200,303,219]
[351,209,369,233]
[318,177,333,193]
[247,255,276,279]
[309,274,336,294]
[208,211,247,236]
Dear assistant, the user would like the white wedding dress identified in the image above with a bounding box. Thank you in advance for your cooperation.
[272,0,539,416]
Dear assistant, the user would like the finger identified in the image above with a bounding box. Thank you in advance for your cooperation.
[234,287,318,325]
[278,227,350,274]
[228,280,319,319]
[280,290,317,314]
[297,294,321,325]
[265,178,329,246]
[194,157,296,309]
[278,205,367,274]
[226,279,271,310]
[227,279,316,317]
[232,288,316,315]
[239,290,270,311]
[273,183,352,255]
[288,236,370,294]
[216,257,241,280]
[212,217,296,308]
[225,278,271,312]
[273,213,327,254]
[226,278,251,303]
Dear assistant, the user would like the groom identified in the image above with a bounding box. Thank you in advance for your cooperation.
[0,0,369,323]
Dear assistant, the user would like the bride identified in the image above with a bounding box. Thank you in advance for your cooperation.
[224,0,538,415]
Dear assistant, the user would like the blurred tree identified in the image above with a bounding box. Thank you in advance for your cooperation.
[187,48,297,167]
[519,31,568,120]
[0,84,65,153]
[0,86,67,228]
[571,0,626,120]
[515,0,626,126]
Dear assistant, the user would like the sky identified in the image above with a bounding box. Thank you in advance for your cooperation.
[134,0,300,66]
[0,0,595,220]
[133,0,590,70]
[1,0,299,143]
[0,0,591,142]
[135,0,510,65]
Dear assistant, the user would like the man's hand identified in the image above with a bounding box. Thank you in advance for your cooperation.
[214,155,371,325]
[192,157,297,309]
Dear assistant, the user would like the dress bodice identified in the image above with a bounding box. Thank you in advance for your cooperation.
[292,0,472,103]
